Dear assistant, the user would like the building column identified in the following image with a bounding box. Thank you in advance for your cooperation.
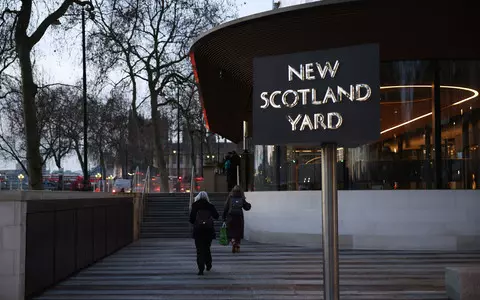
[462,112,471,189]
[432,61,443,189]
[424,126,433,189]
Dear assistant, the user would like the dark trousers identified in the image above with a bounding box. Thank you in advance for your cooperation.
[195,238,212,271]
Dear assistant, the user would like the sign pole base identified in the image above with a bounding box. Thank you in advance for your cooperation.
[321,143,339,300]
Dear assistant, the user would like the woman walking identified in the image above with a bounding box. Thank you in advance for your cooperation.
[189,191,219,275]
[223,185,251,253]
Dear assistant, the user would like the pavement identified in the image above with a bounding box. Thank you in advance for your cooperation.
[34,238,480,300]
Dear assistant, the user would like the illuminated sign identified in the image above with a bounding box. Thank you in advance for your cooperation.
[253,44,380,147]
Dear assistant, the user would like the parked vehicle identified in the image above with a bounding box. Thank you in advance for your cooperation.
[112,179,132,193]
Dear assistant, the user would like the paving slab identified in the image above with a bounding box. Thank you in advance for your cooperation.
[34,239,480,300]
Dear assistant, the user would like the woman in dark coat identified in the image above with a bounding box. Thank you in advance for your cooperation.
[222,185,251,253]
[189,191,219,275]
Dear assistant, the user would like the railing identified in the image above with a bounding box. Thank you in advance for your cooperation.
[189,166,194,211]
[139,166,149,225]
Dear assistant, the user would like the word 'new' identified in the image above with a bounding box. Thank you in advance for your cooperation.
[288,60,340,81]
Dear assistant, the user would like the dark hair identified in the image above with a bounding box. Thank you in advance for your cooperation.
[230,185,243,198]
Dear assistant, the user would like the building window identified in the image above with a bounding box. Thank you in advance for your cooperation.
[439,61,480,189]
[253,60,480,190]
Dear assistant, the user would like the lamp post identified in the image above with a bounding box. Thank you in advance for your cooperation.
[17,174,24,191]
[176,88,181,191]
[53,4,94,191]
[81,5,95,190]
[95,173,101,192]
[82,7,88,190]
[106,175,114,192]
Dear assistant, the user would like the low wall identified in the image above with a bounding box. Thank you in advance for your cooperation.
[0,197,26,300]
[244,190,480,250]
[0,192,134,300]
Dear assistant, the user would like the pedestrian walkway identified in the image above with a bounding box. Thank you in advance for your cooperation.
[34,239,480,300]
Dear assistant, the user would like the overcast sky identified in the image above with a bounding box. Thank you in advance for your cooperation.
[0,0,273,172]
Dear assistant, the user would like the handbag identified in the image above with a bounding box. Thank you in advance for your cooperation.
[219,222,228,246]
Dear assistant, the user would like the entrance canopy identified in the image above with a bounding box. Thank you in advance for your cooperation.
[190,0,480,143]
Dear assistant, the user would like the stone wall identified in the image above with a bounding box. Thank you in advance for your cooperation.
[244,190,480,250]
[0,191,134,300]
[0,199,26,300]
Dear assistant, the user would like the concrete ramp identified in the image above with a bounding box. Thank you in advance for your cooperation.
[34,239,480,299]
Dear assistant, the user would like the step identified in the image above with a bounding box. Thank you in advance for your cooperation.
[140,232,191,236]
[139,233,191,236]
[139,231,191,235]
[143,209,189,213]
[140,227,191,231]
[145,202,189,205]
[142,215,188,219]
[140,235,191,239]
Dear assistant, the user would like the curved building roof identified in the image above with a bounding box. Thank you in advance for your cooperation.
[190,0,480,143]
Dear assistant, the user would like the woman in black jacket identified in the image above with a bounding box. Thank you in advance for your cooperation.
[223,185,251,253]
[189,191,219,275]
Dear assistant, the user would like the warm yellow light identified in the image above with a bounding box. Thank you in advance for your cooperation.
[380,85,479,135]
[305,156,321,165]
[381,112,433,134]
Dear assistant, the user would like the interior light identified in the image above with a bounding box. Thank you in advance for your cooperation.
[380,85,479,135]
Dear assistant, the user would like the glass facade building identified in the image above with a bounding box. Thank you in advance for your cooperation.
[254,61,480,191]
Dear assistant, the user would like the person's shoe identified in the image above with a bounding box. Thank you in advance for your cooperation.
[206,264,212,271]
[197,270,204,275]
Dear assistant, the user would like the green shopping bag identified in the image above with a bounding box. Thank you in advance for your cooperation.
[219,222,228,246]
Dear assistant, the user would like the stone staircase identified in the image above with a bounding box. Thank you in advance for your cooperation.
[140,193,228,238]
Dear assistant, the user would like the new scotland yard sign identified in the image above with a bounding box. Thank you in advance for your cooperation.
[252,44,380,147]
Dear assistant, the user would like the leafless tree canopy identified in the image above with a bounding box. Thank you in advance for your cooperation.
[89,0,236,191]
[0,0,236,190]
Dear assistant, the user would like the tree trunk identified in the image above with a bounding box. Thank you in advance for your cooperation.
[74,139,84,171]
[127,70,140,169]
[55,156,62,169]
[149,89,169,192]
[17,45,43,190]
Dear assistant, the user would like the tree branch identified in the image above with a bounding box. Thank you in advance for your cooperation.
[29,0,93,47]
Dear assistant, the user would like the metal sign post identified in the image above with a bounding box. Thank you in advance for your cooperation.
[321,143,339,300]
[252,44,380,300]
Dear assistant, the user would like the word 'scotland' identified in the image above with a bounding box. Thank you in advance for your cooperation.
[258,60,373,132]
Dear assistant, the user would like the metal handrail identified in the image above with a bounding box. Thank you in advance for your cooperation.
[189,166,195,211]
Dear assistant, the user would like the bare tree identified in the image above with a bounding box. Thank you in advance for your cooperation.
[169,75,201,175]
[0,1,16,90]
[89,0,236,191]
[41,86,83,169]
[0,81,59,175]
[88,91,129,179]
[89,0,145,173]
[1,0,95,189]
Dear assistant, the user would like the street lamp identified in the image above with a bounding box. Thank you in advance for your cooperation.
[176,87,180,190]
[53,3,94,191]
[17,174,24,191]
[94,173,101,192]
[106,175,114,192]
